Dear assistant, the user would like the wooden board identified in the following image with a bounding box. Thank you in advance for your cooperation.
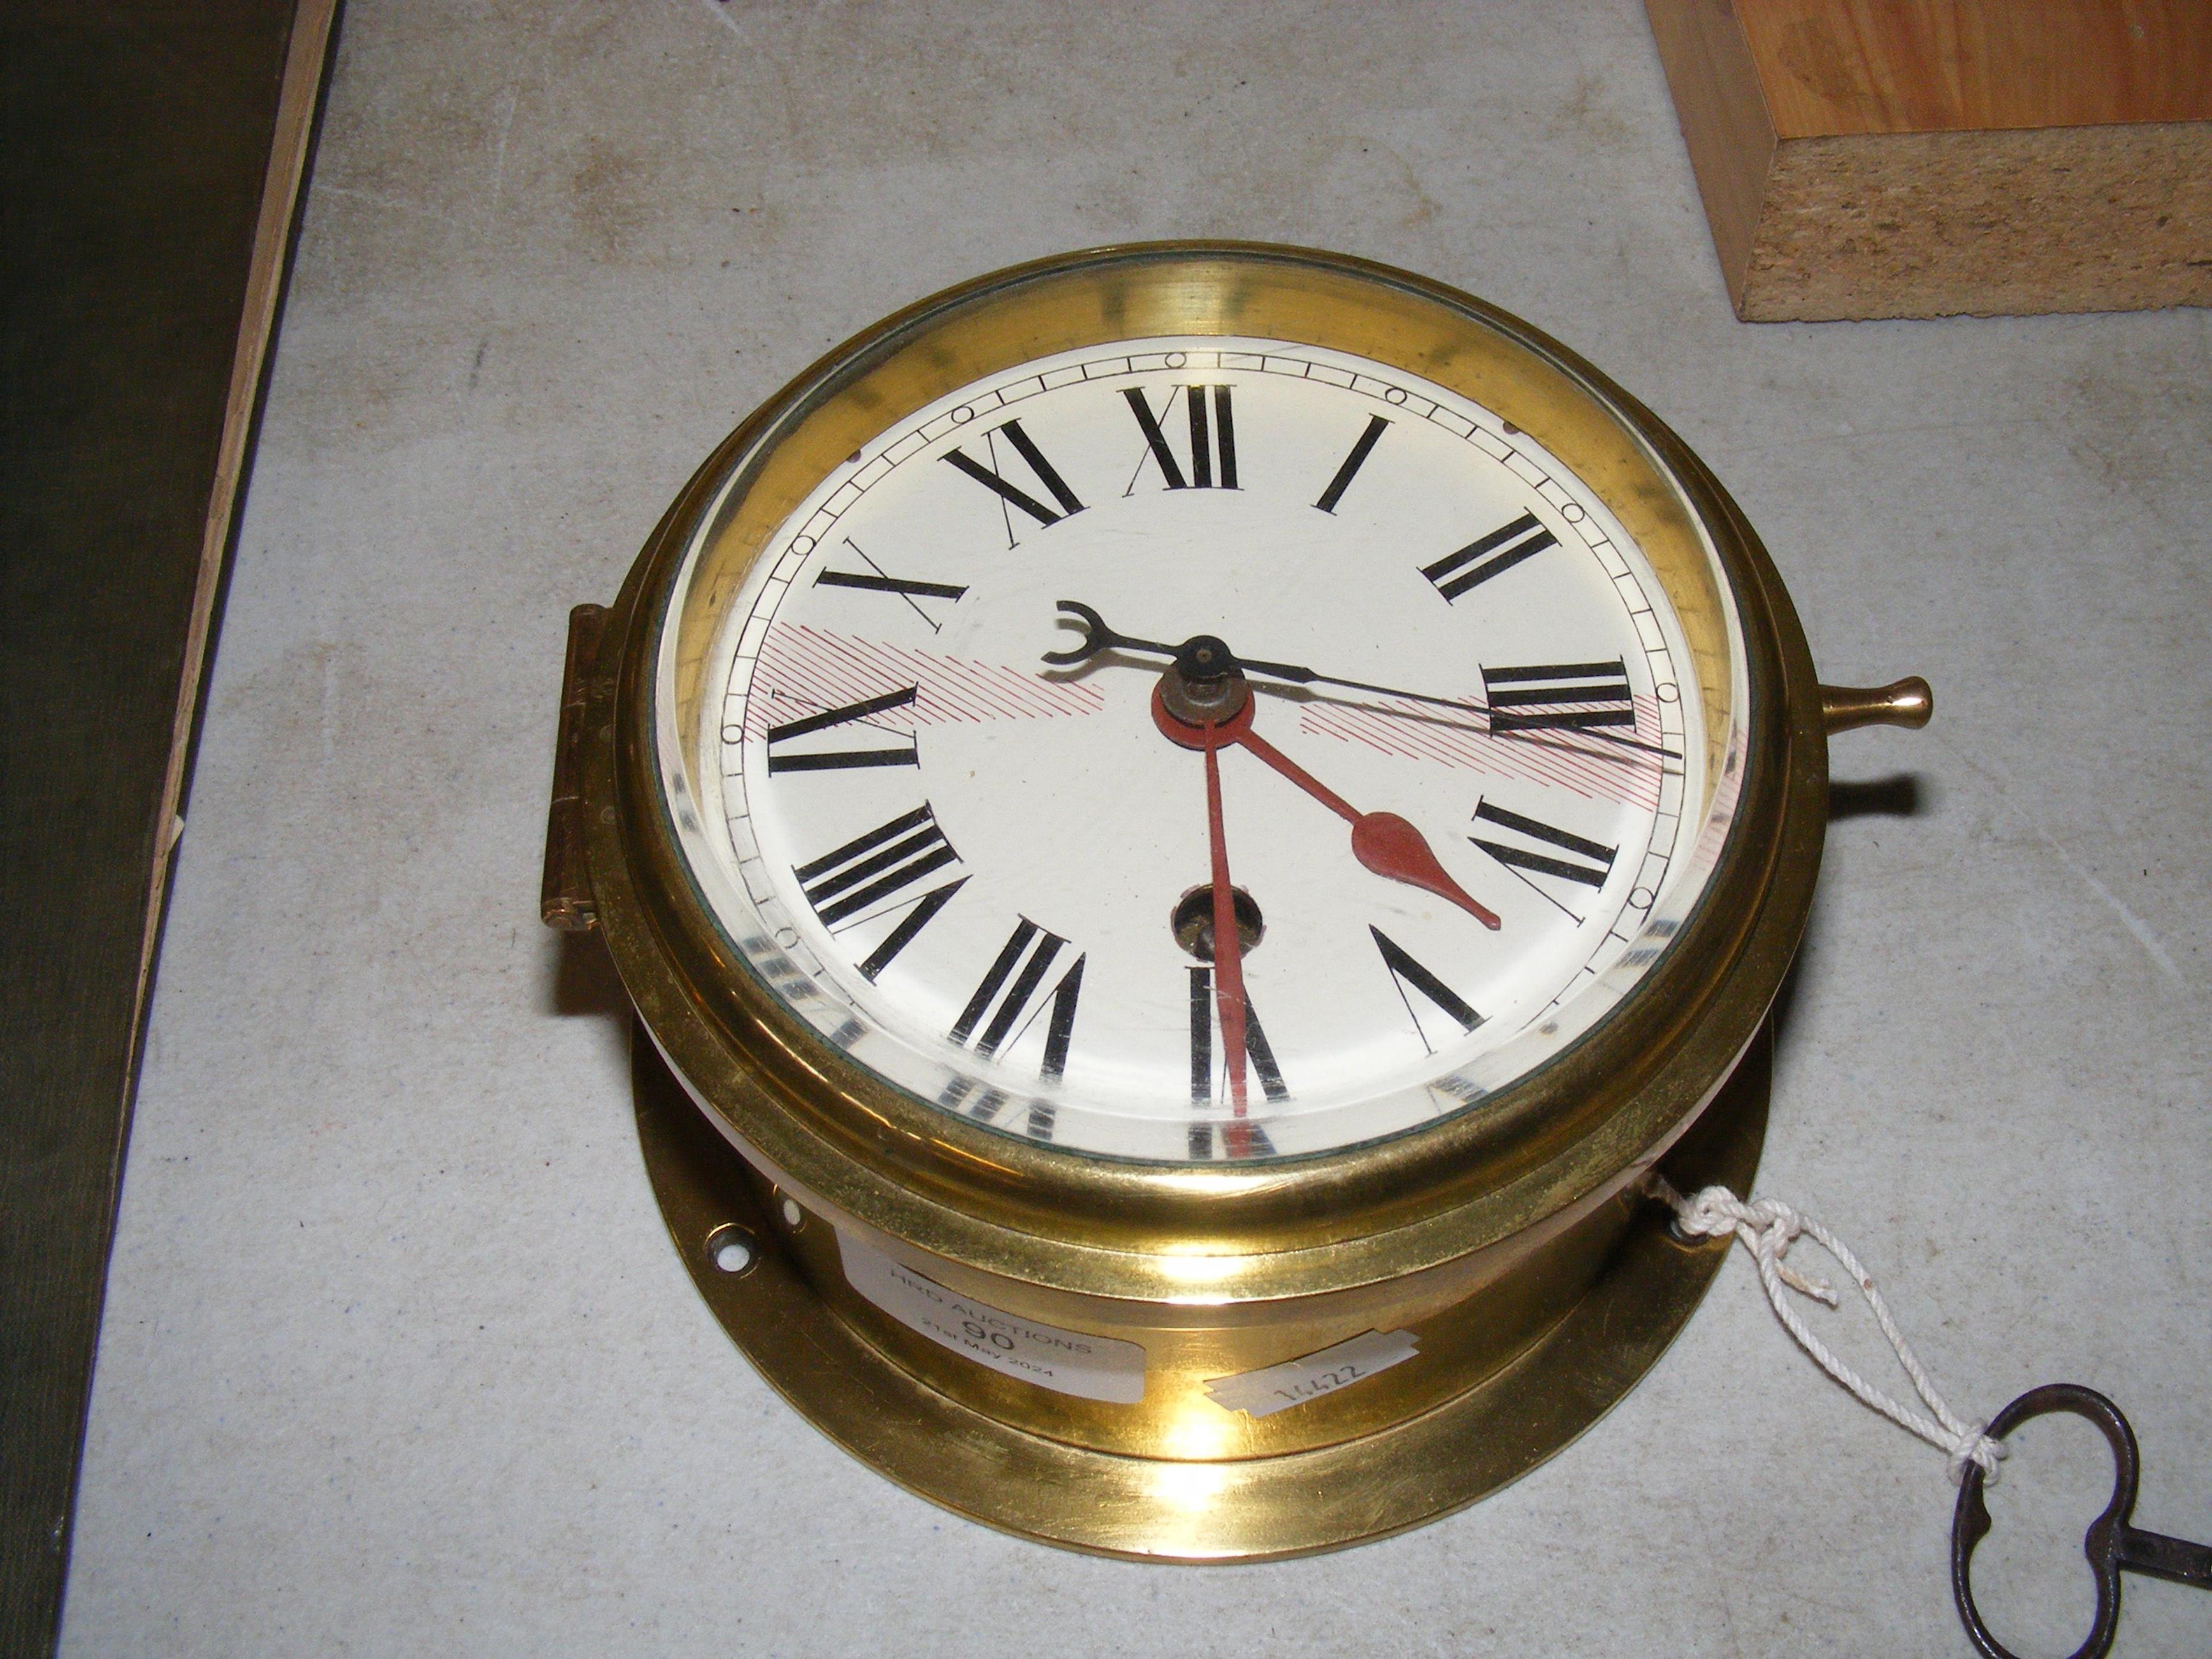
[1645,0,2212,319]
[0,3,339,1650]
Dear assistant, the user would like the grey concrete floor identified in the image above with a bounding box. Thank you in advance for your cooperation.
[65,3,2209,1654]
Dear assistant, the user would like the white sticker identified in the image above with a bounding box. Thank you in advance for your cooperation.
[1203,1329,1420,1419]
[835,1229,1146,1403]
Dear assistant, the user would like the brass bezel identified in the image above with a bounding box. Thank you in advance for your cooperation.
[577,243,1828,1308]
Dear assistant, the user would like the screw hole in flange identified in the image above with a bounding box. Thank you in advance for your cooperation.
[705,1223,759,1276]
[1173,884,1264,961]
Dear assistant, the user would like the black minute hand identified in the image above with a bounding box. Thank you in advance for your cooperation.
[1043,599,1679,761]
[1043,600,1443,701]
[1231,653,1465,709]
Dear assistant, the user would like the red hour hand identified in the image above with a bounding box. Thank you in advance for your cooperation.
[1150,673,1501,934]
[1234,727,1502,931]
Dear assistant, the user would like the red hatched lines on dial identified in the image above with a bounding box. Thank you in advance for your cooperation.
[742,623,1104,737]
[1297,693,1670,811]
[741,623,1671,816]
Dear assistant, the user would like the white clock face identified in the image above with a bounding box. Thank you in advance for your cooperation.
[658,336,1745,1163]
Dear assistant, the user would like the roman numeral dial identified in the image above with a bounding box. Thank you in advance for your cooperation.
[1422,511,1558,601]
[704,331,1717,1165]
[942,417,1085,539]
[1469,799,1619,922]
[1122,385,1238,491]
[1315,414,1387,513]
[813,538,967,633]
[1186,964,1282,1160]
[1470,801,1617,887]
[1480,659,1637,734]
[953,920,1085,1078]
[793,804,961,931]
[1371,927,1483,1053]
[1186,965,1289,1109]
[765,686,919,773]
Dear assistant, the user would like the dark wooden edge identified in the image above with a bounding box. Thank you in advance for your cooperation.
[149,0,349,1012]
[0,4,343,1653]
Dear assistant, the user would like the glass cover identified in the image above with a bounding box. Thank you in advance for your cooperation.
[656,335,1748,1162]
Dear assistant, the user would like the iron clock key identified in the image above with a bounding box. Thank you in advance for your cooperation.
[1953,1384,2212,1659]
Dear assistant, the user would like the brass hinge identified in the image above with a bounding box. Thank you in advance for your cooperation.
[540,604,609,931]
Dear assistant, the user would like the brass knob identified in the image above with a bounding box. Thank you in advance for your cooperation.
[1819,677,1933,735]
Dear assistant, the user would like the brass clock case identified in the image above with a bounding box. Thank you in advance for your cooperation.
[556,243,1836,1558]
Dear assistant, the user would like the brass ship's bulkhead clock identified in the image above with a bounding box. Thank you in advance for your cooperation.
[542,243,1930,1559]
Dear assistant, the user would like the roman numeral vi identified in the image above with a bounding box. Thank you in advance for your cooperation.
[1185,963,1287,1161]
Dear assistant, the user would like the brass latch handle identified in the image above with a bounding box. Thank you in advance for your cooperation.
[1820,677,1933,735]
[541,604,609,931]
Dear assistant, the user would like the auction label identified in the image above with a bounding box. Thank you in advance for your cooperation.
[836,1229,1146,1403]
[1204,1329,1420,1418]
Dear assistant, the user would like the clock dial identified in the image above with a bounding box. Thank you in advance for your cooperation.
[663,336,1744,1162]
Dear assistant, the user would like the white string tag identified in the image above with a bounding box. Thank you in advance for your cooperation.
[1644,1173,2007,1481]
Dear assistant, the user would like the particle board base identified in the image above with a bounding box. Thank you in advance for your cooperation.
[1747,122,2212,322]
[1645,0,2212,321]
